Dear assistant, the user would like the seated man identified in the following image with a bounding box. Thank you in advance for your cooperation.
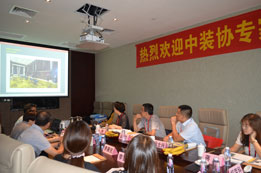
[133,103,166,138]
[10,112,35,139]
[14,103,37,127]
[18,111,63,157]
[164,105,205,145]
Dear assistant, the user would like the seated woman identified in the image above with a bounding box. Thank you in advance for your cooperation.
[109,102,129,129]
[228,113,261,158]
[124,134,159,173]
[100,110,115,126]
[54,120,99,172]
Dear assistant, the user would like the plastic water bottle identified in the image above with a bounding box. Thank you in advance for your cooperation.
[224,147,231,167]
[94,134,100,146]
[212,157,220,173]
[168,136,174,148]
[101,135,106,146]
[121,129,126,142]
[95,124,101,134]
[167,153,174,173]
[200,158,208,173]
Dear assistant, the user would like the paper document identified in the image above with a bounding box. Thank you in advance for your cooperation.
[231,152,254,162]
[109,129,132,134]
[231,158,244,164]
[106,167,124,173]
[84,155,101,163]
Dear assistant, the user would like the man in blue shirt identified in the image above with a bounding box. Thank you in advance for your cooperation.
[164,105,205,145]
[18,111,63,157]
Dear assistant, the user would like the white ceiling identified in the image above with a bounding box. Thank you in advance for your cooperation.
[0,0,260,53]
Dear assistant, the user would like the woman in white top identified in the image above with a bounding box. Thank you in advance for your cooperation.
[229,113,261,158]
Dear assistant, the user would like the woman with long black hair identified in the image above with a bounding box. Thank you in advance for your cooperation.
[228,113,261,158]
[54,120,99,171]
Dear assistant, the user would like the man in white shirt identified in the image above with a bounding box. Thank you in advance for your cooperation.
[133,103,166,138]
[164,105,205,145]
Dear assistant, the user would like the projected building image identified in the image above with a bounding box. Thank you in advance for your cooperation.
[10,56,58,88]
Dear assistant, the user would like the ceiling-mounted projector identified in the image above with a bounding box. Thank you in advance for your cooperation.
[75,3,111,51]
[80,25,104,43]
[77,25,109,51]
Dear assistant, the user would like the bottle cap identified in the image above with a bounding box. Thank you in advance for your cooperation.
[213,157,219,161]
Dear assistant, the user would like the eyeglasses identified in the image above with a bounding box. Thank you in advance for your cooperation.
[70,116,82,123]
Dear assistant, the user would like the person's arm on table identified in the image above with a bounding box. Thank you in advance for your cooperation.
[171,116,184,142]
[222,143,241,154]
[45,142,64,157]
[146,129,156,136]
[133,114,142,132]
[48,134,61,143]
[250,131,261,157]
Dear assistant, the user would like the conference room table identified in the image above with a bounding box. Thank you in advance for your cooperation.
[86,135,260,173]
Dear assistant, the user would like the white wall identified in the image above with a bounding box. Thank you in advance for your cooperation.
[96,41,261,146]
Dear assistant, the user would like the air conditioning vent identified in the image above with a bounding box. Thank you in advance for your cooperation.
[9,6,38,18]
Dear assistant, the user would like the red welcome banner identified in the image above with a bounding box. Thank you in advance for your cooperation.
[136,9,261,68]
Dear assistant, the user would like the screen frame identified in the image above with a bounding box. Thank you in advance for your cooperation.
[0,38,70,98]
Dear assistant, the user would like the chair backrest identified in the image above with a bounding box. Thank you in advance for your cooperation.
[0,134,35,173]
[26,156,98,173]
[198,108,229,147]
[101,102,114,117]
[93,101,102,114]
[132,104,142,115]
[158,106,178,130]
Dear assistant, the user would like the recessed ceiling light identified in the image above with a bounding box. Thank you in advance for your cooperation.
[113,18,118,21]
[25,20,30,23]
[45,0,51,2]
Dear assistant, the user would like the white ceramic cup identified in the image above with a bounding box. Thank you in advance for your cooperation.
[150,136,155,141]
[197,143,206,158]
[243,165,252,173]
